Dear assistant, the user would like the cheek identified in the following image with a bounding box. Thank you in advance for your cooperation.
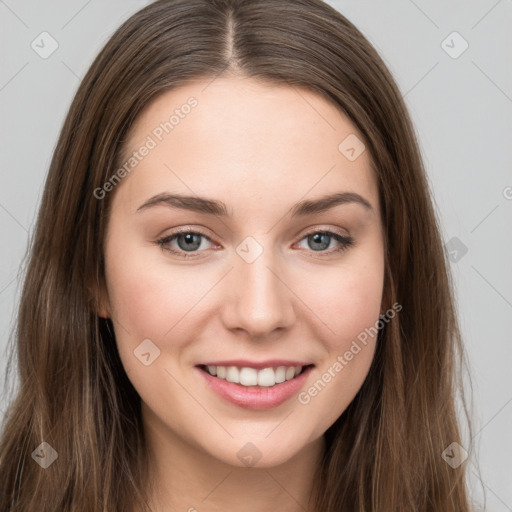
[103,248,208,402]
[293,249,384,425]
[308,269,382,373]
[297,251,384,348]
[105,249,206,346]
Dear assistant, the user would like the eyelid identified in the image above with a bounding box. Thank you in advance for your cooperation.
[296,224,351,240]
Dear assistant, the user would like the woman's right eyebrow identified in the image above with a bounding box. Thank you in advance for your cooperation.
[136,191,374,217]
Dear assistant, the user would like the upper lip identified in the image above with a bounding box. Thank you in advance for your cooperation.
[197,359,313,369]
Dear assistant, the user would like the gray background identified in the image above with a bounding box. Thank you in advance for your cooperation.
[1,0,511,509]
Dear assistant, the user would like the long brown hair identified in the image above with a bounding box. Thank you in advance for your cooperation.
[0,0,473,510]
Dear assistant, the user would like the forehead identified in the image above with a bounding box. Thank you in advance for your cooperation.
[116,76,379,218]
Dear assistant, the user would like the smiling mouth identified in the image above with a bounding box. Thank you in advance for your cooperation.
[197,364,314,388]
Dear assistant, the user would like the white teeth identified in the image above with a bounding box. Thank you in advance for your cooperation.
[239,367,258,386]
[257,367,275,387]
[226,366,239,383]
[274,366,286,384]
[204,364,307,387]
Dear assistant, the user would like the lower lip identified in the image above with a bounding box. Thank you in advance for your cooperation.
[196,365,314,410]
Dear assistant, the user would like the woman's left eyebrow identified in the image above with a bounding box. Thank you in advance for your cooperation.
[136,191,374,217]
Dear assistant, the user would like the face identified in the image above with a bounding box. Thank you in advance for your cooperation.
[99,76,385,468]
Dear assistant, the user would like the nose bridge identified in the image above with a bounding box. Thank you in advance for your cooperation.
[222,235,295,336]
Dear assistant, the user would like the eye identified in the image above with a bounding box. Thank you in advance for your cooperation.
[156,228,215,259]
[296,230,354,257]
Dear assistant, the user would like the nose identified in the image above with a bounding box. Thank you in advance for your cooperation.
[220,244,296,339]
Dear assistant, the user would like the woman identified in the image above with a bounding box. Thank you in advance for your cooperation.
[0,0,472,510]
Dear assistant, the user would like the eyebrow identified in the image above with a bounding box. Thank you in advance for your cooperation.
[136,191,374,217]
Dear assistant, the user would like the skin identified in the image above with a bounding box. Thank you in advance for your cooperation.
[98,75,385,512]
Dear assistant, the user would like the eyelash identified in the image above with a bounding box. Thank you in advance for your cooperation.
[155,227,354,260]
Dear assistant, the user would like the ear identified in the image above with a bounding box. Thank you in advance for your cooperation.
[89,278,111,319]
